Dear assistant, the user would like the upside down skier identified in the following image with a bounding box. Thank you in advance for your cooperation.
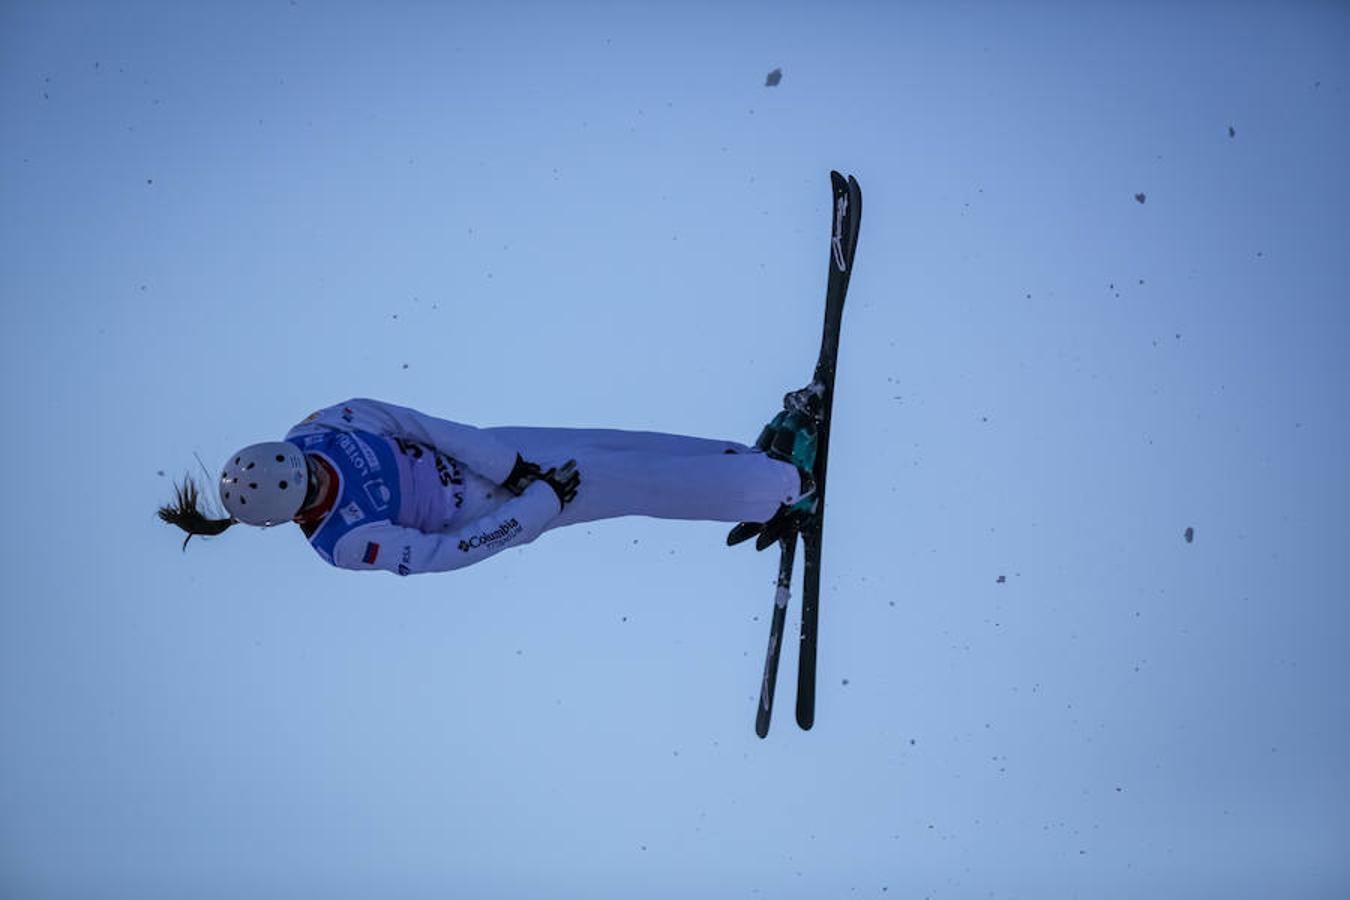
[158,397,818,576]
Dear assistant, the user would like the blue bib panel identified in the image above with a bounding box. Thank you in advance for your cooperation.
[287,430,403,563]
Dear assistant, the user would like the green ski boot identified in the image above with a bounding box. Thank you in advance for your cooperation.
[761,409,818,515]
[727,405,820,548]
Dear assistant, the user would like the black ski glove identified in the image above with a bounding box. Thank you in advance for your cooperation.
[502,454,543,496]
[542,459,581,507]
[726,506,805,551]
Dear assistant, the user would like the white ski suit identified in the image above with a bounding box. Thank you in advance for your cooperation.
[285,398,801,575]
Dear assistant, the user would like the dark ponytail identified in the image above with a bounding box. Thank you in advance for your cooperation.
[158,475,236,550]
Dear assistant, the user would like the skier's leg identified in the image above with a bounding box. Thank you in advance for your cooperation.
[545,449,803,529]
[478,426,803,531]
[486,426,753,458]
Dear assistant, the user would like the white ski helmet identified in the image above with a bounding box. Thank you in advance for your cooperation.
[219,442,309,526]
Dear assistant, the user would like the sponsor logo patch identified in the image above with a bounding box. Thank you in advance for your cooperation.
[336,433,380,477]
[363,542,380,564]
[397,545,412,576]
[363,479,392,511]
[340,501,365,525]
[457,518,521,553]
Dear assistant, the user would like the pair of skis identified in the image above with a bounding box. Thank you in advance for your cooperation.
[742,170,863,738]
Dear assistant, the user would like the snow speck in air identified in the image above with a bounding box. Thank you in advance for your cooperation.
[1184,526,1195,544]
[765,68,782,87]
[1134,192,1147,204]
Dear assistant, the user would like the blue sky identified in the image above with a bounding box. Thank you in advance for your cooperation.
[2,2,1348,897]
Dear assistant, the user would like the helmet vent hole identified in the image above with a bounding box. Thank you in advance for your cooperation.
[239,496,247,504]
[249,482,258,490]
[275,454,284,462]
[279,480,288,490]
[246,462,256,470]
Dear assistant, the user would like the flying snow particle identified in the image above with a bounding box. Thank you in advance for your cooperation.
[1134,193,1147,204]
[1184,526,1195,544]
[765,68,782,87]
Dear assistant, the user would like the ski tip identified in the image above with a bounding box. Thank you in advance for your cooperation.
[828,169,861,195]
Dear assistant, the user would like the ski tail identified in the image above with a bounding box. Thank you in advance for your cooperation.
[755,534,797,738]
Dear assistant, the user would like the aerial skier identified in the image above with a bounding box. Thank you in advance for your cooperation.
[158,397,818,576]
[159,170,858,736]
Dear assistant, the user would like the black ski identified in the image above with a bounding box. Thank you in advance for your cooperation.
[743,171,863,737]
[755,534,796,738]
[794,170,862,730]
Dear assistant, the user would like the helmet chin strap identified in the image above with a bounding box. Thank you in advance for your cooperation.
[295,454,338,523]
[301,456,323,509]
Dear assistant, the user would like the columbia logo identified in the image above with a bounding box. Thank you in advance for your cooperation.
[458,518,521,553]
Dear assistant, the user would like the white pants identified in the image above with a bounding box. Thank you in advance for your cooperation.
[484,427,801,529]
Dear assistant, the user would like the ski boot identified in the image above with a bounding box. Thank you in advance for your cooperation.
[759,409,818,516]
[727,395,820,549]
[782,381,825,418]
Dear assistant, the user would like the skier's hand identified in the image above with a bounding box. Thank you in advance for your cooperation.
[728,512,802,551]
[542,459,580,507]
[752,508,804,551]
[502,454,544,496]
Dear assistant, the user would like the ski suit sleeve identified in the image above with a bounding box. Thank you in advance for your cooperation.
[297,398,523,485]
[329,480,561,575]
